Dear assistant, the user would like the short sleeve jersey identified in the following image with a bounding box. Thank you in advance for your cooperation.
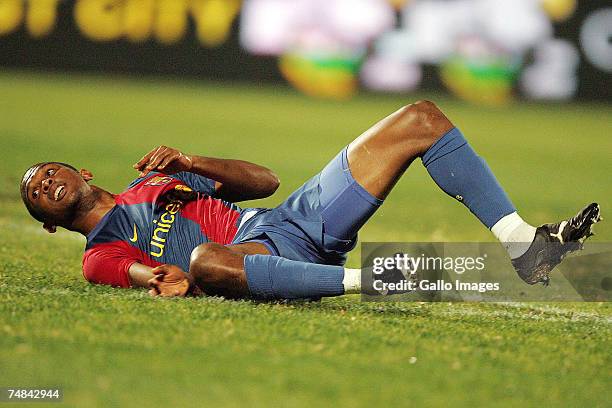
[82,172,247,287]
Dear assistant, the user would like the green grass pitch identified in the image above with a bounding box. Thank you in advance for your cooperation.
[0,71,610,407]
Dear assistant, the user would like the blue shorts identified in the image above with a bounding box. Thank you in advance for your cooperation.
[233,147,383,266]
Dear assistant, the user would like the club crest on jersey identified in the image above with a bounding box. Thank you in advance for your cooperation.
[145,176,173,186]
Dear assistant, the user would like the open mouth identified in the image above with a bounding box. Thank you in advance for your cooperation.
[53,185,66,201]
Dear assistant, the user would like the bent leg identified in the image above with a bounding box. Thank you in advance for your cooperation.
[346,100,535,259]
[189,242,255,299]
[320,102,453,240]
[317,101,453,241]
[347,100,454,200]
[189,242,347,300]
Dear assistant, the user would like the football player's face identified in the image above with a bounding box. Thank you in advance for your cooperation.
[25,163,91,225]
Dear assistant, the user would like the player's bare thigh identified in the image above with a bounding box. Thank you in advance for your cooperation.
[347,101,454,200]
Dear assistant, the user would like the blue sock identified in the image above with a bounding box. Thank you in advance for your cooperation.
[423,128,516,228]
[244,255,344,300]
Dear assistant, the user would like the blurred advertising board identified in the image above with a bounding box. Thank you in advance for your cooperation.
[0,0,610,102]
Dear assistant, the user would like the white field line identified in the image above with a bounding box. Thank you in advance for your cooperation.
[435,303,611,324]
[2,283,610,325]
[499,302,610,317]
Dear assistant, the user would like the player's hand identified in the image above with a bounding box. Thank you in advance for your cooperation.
[133,146,193,177]
[147,264,191,298]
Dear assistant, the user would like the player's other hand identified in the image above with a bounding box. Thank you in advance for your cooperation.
[147,264,191,298]
[133,146,193,177]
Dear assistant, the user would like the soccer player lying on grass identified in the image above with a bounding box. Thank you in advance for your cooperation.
[20,101,601,299]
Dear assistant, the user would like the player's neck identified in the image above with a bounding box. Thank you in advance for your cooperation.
[69,186,116,236]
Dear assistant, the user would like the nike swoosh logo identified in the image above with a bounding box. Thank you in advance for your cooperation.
[130,223,138,242]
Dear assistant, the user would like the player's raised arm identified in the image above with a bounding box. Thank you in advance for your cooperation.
[133,145,280,202]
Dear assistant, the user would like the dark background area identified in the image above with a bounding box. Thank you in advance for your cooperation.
[0,1,610,100]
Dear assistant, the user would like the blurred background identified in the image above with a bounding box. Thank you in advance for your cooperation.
[0,0,610,105]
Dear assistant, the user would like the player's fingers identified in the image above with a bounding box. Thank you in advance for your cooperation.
[147,273,165,288]
[151,265,169,275]
[134,147,160,170]
[148,288,159,297]
[146,147,166,167]
[134,152,153,170]
[158,285,186,297]
[142,149,170,175]
[147,150,170,171]
[158,152,180,171]
[139,147,166,176]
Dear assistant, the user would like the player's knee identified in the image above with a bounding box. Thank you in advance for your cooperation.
[396,100,454,154]
[400,100,446,130]
[189,243,230,283]
[189,243,249,298]
[409,100,438,112]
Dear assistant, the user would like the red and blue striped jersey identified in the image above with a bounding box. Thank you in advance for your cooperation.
[82,172,248,288]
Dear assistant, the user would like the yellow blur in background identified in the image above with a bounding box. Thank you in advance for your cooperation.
[0,0,240,46]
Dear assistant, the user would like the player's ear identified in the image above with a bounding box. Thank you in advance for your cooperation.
[43,223,57,233]
[80,169,93,182]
